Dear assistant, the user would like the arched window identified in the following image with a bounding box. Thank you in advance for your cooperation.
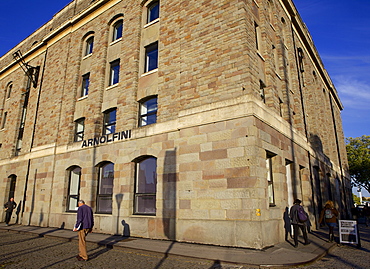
[6,82,12,99]
[8,175,17,201]
[147,1,159,23]
[112,20,123,41]
[84,36,94,56]
[134,156,157,215]
[67,167,81,211]
[97,162,114,214]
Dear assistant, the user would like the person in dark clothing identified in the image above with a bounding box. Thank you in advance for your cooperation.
[319,200,339,242]
[290,199,310,248]
[4,198,17,226]
[73,200,94,261]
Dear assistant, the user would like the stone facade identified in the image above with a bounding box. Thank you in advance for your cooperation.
[0,0,351,249]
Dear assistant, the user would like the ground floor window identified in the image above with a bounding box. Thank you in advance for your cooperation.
[67,167,81,211]
[97,162,114,213]
[134,157,157,215]
[266,151,276,206]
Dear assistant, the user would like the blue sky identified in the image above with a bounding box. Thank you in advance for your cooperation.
[1,1,369,195]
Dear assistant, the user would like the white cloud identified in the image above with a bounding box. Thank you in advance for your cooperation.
[334,76,370,110]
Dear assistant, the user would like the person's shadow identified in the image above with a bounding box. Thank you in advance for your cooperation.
[121,220,130,238]
[283,207,292,241]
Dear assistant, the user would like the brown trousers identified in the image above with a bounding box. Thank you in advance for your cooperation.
[78,228,92,260]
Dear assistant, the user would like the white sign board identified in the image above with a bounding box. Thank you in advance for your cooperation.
[339,220,358,244]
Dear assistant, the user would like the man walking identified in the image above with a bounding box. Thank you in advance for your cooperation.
[4,197,17,226]
[73,200,94,261]
[290,199,310,248]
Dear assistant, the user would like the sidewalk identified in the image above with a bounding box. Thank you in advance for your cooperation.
[0,224,335,268]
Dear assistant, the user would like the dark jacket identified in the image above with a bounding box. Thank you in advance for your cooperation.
[4,201,16,213]
[290,204,307,225]
[74,204,94,230]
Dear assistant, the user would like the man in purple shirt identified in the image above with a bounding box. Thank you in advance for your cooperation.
[73,200,94,261]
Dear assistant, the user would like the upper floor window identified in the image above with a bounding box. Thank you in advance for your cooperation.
[74,118,85,142]
[81,73,90,97]
[6,83,12,99]
[134,156,157,215]
[145,42,158,73]
[1,112,7,129]
[109,59,120,86]
[67,166,81,212]
[147,1,159,23]
[139,96,157,127]
[97,162,114,214]
[254,22,261,51]
[103,108,116,135]
[85,36,94,56]
[112,20,123,42]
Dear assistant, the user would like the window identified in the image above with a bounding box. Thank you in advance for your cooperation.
[1,112,7,129]
[67,167,81,211]
[285,160,294,207]
[81,73,90,97]
[8,175,17,201]
[109,60,120,86]
[254,22,261,51]
[74,118,85,142]
[266,151,276,206]
[97,162,114,214]
[145,42,158,73]
[260,80,266,103]
[6,83,12,99]
[112,20,123,41]
[147,1,159,23]
[103,108,116,135]
[297,47,304,73]
[85,36,94,56]
[139,96,157,127]
[134,157,157,215]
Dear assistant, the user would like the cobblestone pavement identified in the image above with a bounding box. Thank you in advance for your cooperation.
[1,225,369,269]
[302,224,370,269]
[0,230,247,269]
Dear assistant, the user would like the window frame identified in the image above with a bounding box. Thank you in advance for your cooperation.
[66,166,81,212]
[81,73,90,97]
[103,108,117,135]
[109,59,120,86]
[134,156,157,215]
[266,151,276,207]
[96,162,114,214]
[147,1,159,24]
[1,111,7,129]
[6,82,12,99]
[74,118,85,142]
[112,20,123,42]
[144,42,158,73]
[139,96,158,127]
[85,36,94,56]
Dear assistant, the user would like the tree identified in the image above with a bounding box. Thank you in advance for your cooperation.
[346,135,370,194]
[352,193,361,205]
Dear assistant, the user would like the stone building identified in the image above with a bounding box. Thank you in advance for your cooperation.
[0,0,351,249]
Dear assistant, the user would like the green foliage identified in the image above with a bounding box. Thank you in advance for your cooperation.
[353,193,361,205]
[346,135,370,194]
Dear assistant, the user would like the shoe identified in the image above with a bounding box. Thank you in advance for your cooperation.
[294,244,298,248]
[304,242,310,245]
[76,256,87,261]
[5,224,8,226]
